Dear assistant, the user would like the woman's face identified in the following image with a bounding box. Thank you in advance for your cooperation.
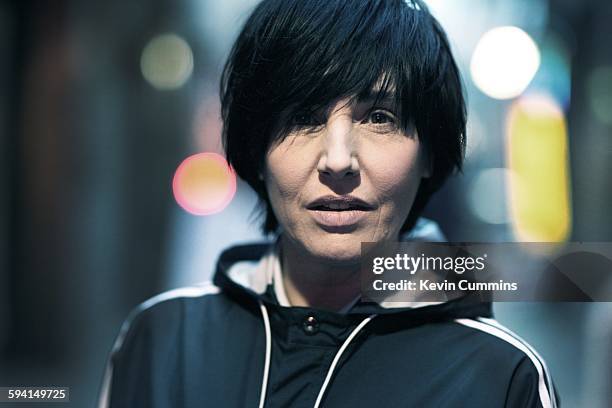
[264,97,429,265]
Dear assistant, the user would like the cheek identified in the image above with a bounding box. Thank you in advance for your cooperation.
[367,141,425,199]
[267,165,303,199]
[264,142,315,218]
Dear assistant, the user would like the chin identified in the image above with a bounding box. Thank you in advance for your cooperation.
[304,233,364,265]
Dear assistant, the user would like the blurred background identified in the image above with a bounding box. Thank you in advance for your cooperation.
[1,0,611,406]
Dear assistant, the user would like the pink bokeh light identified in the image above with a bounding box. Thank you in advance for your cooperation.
[172,152,236,215]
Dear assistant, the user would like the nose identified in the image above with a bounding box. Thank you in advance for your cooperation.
[317,115,359,180]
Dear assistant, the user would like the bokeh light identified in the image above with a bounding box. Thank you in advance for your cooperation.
[471,26,541,100]
[173,153,236,215]
[527,34,572,110]
[587,65,612,126]
[468,168,512,224]
[506,95,571,241]
[141,33,194,90]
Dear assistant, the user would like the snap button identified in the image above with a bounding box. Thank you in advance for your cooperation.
[302,315,319,335]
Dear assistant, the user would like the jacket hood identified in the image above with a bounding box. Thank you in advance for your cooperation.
[212,218,492,321]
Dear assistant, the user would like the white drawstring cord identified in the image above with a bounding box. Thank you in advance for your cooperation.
[313,314,378,408]
[258,301,272,408]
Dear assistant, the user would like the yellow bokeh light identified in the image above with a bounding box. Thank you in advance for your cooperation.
[506,95,571,242]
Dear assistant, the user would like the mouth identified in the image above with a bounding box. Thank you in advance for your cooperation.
[306,195,375,230]
[306,195,375,212]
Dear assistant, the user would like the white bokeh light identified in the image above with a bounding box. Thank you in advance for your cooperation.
[470,26,541,100]
[468,168,512,224]
[141,33,194,90]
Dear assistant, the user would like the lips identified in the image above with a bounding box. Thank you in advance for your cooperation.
[306,195,375,211]
[306,195,375,229]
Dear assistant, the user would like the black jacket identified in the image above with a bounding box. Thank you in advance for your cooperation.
[98,240,559,408]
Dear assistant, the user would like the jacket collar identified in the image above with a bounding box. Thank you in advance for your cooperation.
[212,218,492,319]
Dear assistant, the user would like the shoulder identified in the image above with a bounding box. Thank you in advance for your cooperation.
[111,281,223,355]
[452,317,559,408]
[97,282,225,407]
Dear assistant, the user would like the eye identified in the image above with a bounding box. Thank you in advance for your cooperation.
[363,109,399,130]
[370,111,393,124]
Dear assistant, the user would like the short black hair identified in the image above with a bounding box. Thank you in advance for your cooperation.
[220,0,466,235]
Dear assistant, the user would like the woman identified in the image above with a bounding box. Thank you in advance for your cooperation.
[99,1,559,407]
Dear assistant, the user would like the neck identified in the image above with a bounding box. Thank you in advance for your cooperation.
[279,235,361,312]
